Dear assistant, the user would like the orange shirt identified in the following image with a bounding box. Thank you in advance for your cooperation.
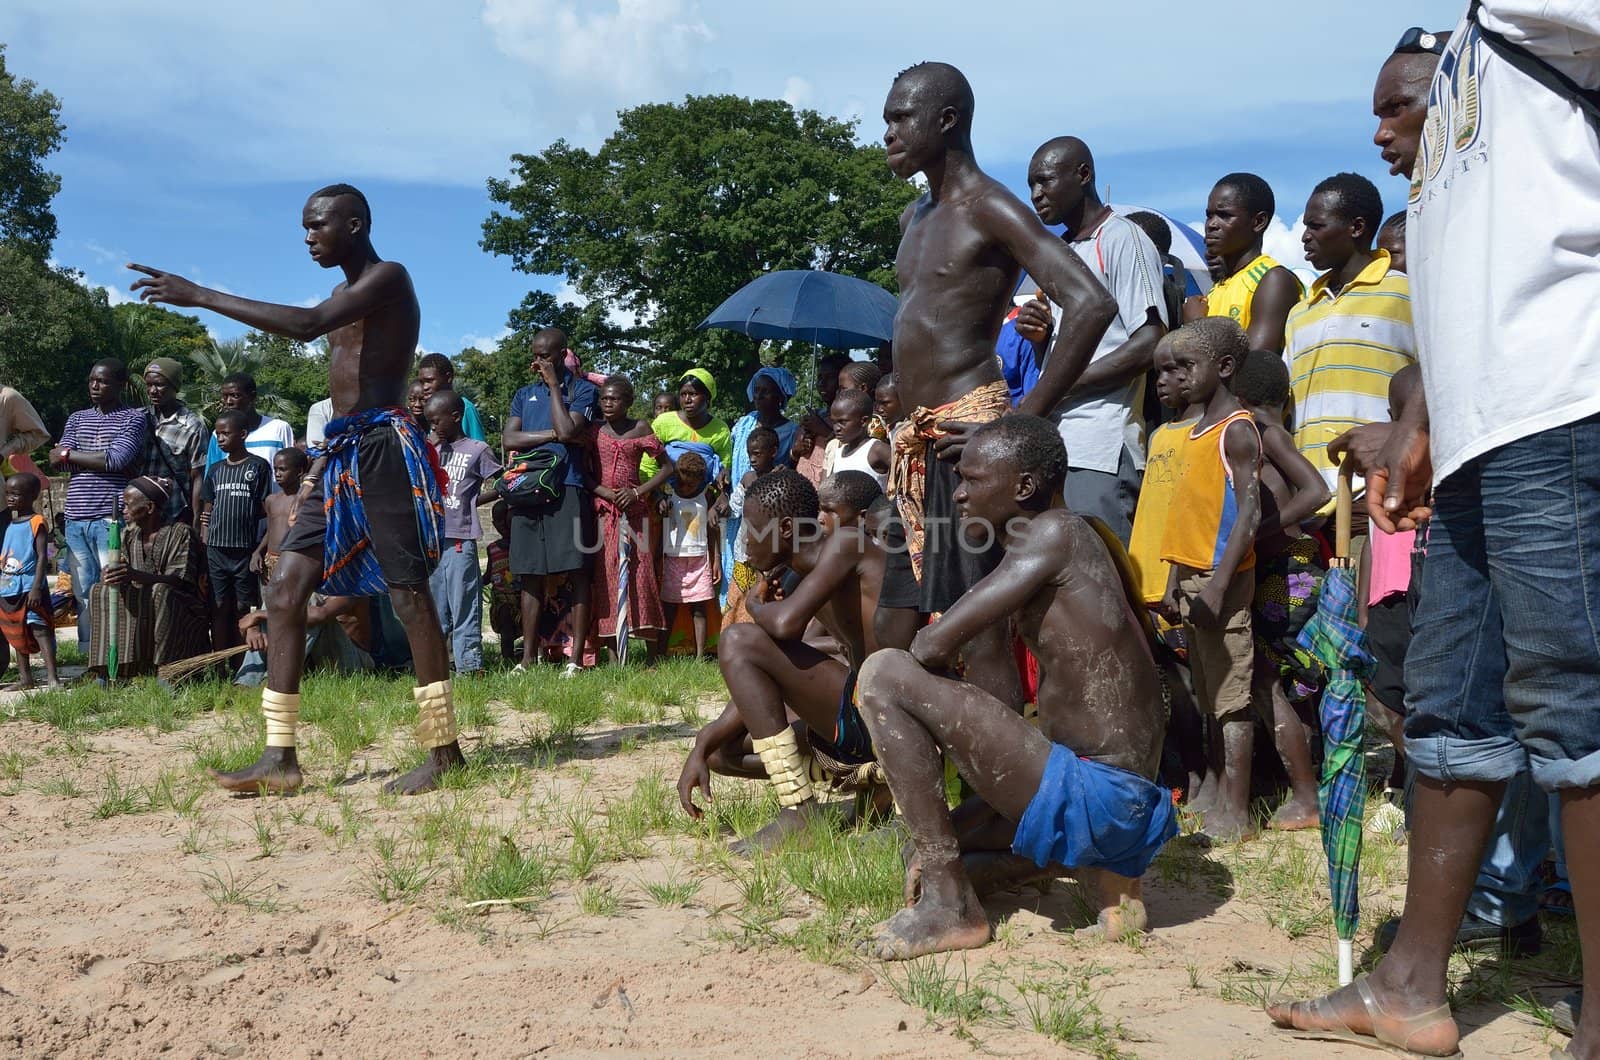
[1160,410,1259,573]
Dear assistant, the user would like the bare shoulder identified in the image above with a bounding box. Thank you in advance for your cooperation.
[968,174,1032,226]
[353,259,411,290]
[1012,508,1084,562]
[898,193,929,231]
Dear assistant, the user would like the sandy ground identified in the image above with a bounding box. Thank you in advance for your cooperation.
[0,691,1574,1060]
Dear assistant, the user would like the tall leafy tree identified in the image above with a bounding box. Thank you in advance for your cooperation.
[0,244,107,434]
[0,44,65,262]
[481,95,914,408]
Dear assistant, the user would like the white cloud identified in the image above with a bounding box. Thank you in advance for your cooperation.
[456,326,512,352]
[1262,214,1314,279]
[782,77,812,108]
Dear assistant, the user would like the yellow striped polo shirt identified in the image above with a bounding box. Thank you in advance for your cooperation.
[1285,249,1417,505]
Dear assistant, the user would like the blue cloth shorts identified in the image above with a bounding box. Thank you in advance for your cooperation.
[1404,414,1600,791]
[809,669,874,766]
[1012,744,1177,878]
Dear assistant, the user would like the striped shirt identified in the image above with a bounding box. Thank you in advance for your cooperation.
[201,454,271,549]
[205,415,295,492]
[1285,250,1416,502]
[59,405,150,519]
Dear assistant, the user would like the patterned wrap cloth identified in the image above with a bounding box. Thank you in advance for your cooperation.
[886,380,1011,580]
[309,407,446,597]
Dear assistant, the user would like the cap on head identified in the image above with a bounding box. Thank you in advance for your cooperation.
[144,357,184,387]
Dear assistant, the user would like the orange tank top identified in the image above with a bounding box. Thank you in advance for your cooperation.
[1160,409,1259,573]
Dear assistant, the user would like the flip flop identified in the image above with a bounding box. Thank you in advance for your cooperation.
[1270,974,1463,1057]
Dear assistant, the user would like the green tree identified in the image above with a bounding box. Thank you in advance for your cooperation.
[185,337,299,424]
[107,302,209,374]
[246,331,328,433]
[481,94,914,412]
[0,44,66,262]
[0,245,108,434]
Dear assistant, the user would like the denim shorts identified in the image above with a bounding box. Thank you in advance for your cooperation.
[1403,414,1600,791]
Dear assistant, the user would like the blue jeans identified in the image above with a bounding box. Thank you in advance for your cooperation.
[65,516,113,653]
[430,539,483,674]
[1467,769,1550,927]
[1403,414,1600,791]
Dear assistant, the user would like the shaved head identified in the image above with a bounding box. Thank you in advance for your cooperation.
[892,61,975,132]
[1031,136,1094,179]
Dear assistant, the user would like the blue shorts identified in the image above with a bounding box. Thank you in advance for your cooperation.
[1404,414,1600,792]
[1012,744,1177,878]
[809,669,874,766]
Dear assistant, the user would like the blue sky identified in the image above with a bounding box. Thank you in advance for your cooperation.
[3,0,1465,353]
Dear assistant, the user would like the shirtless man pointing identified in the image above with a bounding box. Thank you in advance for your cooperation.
[876,61,1115,704]
[130,184,465,796]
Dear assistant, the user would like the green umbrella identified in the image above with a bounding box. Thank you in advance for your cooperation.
[1294,463,1375,985]
[106,519,121,682]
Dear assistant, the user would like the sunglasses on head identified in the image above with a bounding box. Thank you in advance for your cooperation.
[1394,27,1447,56]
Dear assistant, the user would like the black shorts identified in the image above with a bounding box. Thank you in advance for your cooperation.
[1366,593,1412,714]
[207,545,259,607]
[509,485,595,577]
[280,425,434,587]
[919,444,1002,613]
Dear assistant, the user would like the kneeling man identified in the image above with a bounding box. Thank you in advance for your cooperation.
[857,415,1175,960]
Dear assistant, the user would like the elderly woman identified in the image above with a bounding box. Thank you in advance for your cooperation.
[720,366,799,607]
[87,476,209,679]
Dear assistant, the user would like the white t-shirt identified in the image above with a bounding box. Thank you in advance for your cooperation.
[1043,212,1168,475]
[1410,1,1600,484]
[664,493,709,558]
[305,398,333,448]
[821,436,889,492]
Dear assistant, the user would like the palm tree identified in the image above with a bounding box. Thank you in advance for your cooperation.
[186,338,297,422]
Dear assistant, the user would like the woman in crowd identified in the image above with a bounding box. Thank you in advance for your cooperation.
[720,366,799,607]
[87,476,209,680]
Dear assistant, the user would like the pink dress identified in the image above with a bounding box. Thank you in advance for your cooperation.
[588,422,667,637]
[1367,528,1416,606]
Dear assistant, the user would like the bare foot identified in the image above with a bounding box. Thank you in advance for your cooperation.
[383,743,467,796]
[1268,798,1320,831]
[212,749,303,795]
[1186,779,1218,817]
[1075,898,1150,941]
[865,878,991,961]
[731,803,820,856]
[1199,807,1256,843]
[1266,972,1460,1056]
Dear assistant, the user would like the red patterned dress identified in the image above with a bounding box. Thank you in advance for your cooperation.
[588,421,667,639]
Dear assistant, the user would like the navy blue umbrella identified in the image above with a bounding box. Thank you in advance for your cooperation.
[697,270,897,350]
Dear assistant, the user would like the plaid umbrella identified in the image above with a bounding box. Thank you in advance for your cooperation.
[1294,464,1375,986]
[614,524,631,666]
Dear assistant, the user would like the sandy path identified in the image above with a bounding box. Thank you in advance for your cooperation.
[0,704,1570,1059]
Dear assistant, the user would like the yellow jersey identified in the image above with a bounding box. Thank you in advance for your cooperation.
[1127,417,1196,602]
[1161,410,1259,574]
[1206,253,1291,333]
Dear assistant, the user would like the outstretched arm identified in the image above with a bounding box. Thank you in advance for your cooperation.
[128,261,409,343]
[911,521,1067,669]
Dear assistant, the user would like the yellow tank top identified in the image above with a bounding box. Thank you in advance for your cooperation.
[1160,410,1259,573]
[1127,418,1196,602]
[1205,253,1282,333]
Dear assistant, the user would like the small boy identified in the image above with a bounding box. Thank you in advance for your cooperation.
[426,391,501,675]
[680,467,890,850]
[658,450,719,658]
[0,474,59,689]
[1156,319,1263,842]
[1232,350,1332,831]
[818,469,886,538]
[875,373,904,429]
[729,426,779,577]
[855,415,1175,959]
[652,390,677,419]
[202,409,272,651]
[821,390,889,491]
[1126,357,1201,610]
[485,500,520,662]
[251,447,311,588]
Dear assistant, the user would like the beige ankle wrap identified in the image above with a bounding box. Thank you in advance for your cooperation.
[751,726,815,809]
[262,689,300,749]
[413,680,458,750]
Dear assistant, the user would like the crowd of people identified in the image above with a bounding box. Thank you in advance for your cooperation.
[6,3,1597,1055]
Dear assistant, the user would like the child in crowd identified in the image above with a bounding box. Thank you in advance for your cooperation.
[1232,350,1332,831]
[818,469,886,538]
[652,390,678,418]
[202,409,272,652]
[728,426,780,590]
[658,450,719,659]
[426,391,501,675]
[837,361,890,441]
[0,474,59,689]
[822,390,890,492]
[251,447,310,589]
[1361,364,1423,792]
[875,373,903,429]
[854,416,1175,957]
[406,379,429,434]
[1376,210,1407,275]
[485,501,520,662]
[587,374,672,663]
[1127,353,1202,610]
[1156,319,1263,842]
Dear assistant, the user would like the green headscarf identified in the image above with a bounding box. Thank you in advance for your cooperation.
[679,367,717,400]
